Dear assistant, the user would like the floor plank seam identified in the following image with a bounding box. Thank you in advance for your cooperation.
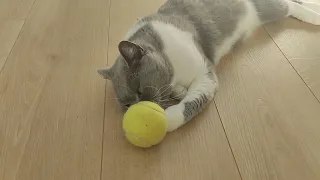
[0,0,38,77]
[262,26,320,105]
[213,100,244,180]
[99,0,113,180]
[99,82,108,180]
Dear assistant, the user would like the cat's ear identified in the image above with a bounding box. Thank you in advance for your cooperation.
[118,41,144,66]
[97,68,113,80]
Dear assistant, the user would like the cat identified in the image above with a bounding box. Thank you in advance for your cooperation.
[98,0,320,132]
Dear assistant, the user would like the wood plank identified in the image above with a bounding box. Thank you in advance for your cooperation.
[0,0,36,74]
[106,0,164,58]
[215,28,320,180]
[0,0,109,179]
[0,0,35,20]
[264,18,320,100]
[0,20,24,72]
[101,1,242,179]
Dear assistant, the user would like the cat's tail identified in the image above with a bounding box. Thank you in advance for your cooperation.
[287,0,320,25]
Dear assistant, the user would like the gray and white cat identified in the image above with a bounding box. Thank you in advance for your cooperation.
[98,0,320,132]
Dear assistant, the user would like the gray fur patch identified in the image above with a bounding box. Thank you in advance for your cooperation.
[108,24,175,109]
[128,24,163,52]
[250,0,289,23]
[183,94,209,121]
[144,0,247,63]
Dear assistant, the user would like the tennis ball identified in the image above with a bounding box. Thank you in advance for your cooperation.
[122,101,168,148]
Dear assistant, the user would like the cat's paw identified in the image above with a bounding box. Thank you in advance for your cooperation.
[165,104,185,132]
[171,85,187,100]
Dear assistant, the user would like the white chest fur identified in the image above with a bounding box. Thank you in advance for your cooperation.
[151,21,208,87]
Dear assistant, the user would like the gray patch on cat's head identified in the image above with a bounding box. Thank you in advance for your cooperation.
[98,25,174,110]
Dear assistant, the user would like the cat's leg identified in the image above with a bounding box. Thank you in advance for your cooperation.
[287,0,320,25]
[171,85,188,100]
[165,71,218,132]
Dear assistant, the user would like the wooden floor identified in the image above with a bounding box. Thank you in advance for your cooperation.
[1,0,320,179]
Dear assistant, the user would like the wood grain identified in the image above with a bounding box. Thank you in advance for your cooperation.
[106,0,164,45]
[264,18,320,100]
[0,0,35,73]
[0,0,109,179]
[0,20,23,72]
[0,0,35,20]
[215,28,320,180]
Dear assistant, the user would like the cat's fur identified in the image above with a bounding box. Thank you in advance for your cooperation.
[98,0,320,132]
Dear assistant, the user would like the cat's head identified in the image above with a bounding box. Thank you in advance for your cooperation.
[98,41,174,110]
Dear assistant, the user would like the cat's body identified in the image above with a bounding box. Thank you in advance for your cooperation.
[98,0,320,131]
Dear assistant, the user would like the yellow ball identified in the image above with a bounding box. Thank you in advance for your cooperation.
[122,101,168,148]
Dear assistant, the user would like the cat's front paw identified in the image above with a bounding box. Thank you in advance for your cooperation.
[171,85,187,100]
[165,104,185,132]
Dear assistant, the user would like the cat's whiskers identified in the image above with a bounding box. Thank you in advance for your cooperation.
[159,102,176,109]
[157,84,172,98]
[150,84,172,100]
[170,91,187,99]
[158,98,176,102]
